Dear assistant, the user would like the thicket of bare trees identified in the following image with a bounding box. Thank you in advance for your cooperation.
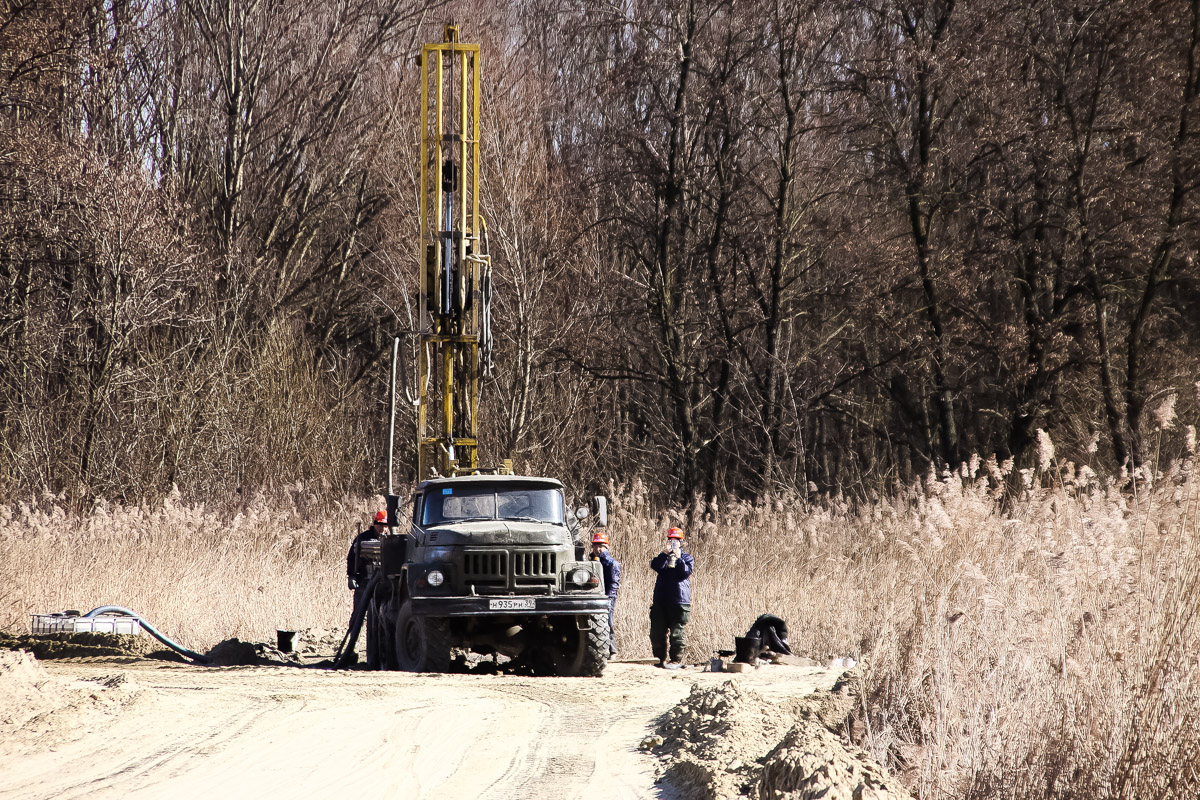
[2,0,1197,503]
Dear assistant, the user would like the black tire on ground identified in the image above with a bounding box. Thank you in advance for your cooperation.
[394,599,453,672]
[553,614,609,677]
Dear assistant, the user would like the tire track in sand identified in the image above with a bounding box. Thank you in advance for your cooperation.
[0,661,831,800]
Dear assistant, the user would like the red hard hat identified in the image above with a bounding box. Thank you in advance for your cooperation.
[373,511,388,524]
[667,527,684,539]
[591,531,610,545]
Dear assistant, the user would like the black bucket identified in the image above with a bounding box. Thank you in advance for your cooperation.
[733,634,762,664]
[276,629,297,653]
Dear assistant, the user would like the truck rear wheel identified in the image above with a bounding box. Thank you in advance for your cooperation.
[553,614,608,677]
[394,600,452,672]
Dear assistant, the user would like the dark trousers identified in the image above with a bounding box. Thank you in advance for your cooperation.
[344,585,367,656]
[608,597,617,654]
[649,603,690,662]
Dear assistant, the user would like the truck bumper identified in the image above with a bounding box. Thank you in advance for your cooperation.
[409,595,610,617]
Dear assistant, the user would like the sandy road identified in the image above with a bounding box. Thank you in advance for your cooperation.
[0,659,838,800]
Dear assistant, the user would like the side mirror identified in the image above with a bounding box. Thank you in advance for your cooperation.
[575,507,589,520]
[590,496,608,529]
[386,494,404,527]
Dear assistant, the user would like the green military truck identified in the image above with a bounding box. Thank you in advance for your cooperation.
[356,475,611,676]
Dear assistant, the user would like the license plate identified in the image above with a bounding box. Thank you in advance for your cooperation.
[489,598,535,611]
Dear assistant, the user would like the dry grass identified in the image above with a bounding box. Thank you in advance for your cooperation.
[604,450,1199,799]
[2,448,1199,798]
[0,485,371,648]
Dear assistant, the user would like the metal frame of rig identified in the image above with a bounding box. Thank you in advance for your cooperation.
[415,23,503,480]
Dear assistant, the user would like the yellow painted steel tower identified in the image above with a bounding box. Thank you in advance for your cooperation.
[416,24,498,478]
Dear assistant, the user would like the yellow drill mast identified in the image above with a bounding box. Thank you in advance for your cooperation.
[417,24,496,479]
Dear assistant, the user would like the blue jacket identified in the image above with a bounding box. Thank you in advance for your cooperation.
[650,551,693,605]
[590,550,621,601]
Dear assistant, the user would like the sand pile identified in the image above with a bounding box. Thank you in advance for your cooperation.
[293,626,346,657]
[0,648,46,692]
[654,674,910,800]
[656,680,803,799]
[756,722,908,800]
[0,649,142,756]
[204,637,303,666]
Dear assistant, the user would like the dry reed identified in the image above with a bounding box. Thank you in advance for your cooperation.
[2,453,1198,798]
[0,485,370,647]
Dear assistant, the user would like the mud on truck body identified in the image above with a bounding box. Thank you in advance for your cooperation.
[357,475,612,676]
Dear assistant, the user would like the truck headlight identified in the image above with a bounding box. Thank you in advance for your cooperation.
[427,569,444,587]
[569,568,590,587]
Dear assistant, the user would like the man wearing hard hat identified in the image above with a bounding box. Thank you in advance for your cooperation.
[649,526,693,669]
[342,510,387,664]
[589,530,621,657]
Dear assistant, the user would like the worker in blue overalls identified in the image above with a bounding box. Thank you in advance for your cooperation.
[589,530,621,657]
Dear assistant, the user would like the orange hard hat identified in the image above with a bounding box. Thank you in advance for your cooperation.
[591,531,610,545]
[667,527,684,539]
[373,511,388,524]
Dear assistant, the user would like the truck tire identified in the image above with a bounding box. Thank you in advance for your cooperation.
[394,599,452,672]
[553,614,608,677]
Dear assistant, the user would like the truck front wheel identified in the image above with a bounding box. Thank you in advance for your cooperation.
[553,614,608,677]
[394,600,452,672]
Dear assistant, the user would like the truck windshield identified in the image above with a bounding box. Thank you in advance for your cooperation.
[422,486,564,526]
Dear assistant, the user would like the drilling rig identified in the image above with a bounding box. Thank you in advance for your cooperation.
[415,22,493,479]
[341,25,612,676]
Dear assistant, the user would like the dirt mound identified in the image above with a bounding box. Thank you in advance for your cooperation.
[293,626,345,656]
[0,649,57,738]
[657,680,802,798]
[0,648,47,686]
[798,667,862,733]
[654,674,909,800]
[0,649,143,757]
[204,637,302,666]
[756,723,908,800]
[0,631,159,659]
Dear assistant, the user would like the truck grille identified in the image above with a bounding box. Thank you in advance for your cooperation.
[461,550,557,587]
[512,551,556,578]
[463,551,508,580]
